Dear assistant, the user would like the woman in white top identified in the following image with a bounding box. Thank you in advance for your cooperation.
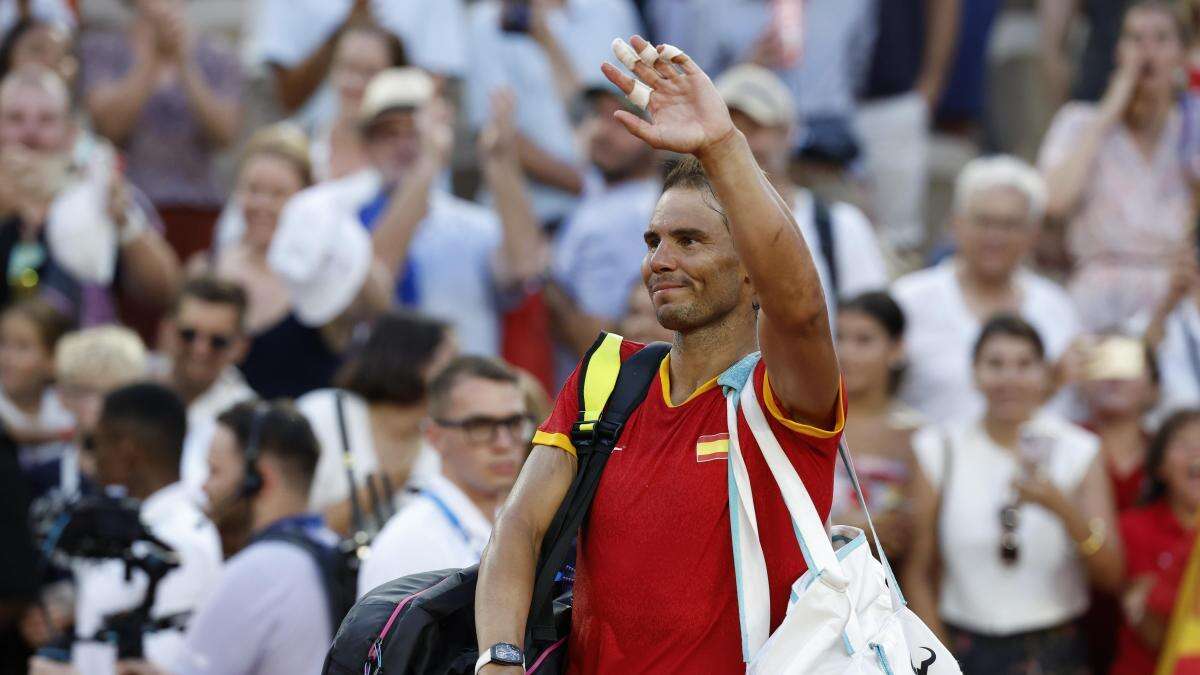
[298,311,455,536]
[904,315,1123,673]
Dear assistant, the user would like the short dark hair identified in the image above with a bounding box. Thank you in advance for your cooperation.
[661,156,729,227]
[839,291,907,393]
[174,276,248,329]
[100,382,188,471]
[217,401,320,488]
[972,314,1045,363]
[335,311,448,405]
[2,297,74,353]
[1143,408,1200,504]
[428,356,520,418]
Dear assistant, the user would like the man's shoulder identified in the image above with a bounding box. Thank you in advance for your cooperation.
[891,261,952,303]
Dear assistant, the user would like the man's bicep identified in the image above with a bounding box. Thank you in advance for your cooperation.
[496,446,577,540]
[758,311,841,431]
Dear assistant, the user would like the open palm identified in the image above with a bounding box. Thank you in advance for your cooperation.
[600,36,735,156]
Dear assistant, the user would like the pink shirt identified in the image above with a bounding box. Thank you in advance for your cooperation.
[1038,102,1195,329]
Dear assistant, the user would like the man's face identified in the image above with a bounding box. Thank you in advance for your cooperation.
[90,418,130,489]
[954,185,1039,284]
[582,94,653,181]
[363,109,421,184]
[428,377,530,499]
[167,298,245,394]
[0,81,71,154]
[730,110,790,178]
[203,424,248,520]
[641,188,752,332]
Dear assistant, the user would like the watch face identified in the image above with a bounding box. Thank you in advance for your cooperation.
[494,643,523,665]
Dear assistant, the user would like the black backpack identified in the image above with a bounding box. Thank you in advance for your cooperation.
[322,334,670,675]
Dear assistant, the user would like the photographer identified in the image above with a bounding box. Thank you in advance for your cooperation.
[58,383,222,675]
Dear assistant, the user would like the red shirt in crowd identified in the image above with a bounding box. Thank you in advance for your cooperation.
[532,340,843,674]
[1111,500,1196,675]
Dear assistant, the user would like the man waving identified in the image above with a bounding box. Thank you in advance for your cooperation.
[474,36,844,673]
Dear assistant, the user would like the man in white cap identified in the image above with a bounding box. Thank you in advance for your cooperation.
[268,67,542,356]
[716,63,889,319]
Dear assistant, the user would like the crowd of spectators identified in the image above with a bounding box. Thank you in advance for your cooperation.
[2,0,1200,673]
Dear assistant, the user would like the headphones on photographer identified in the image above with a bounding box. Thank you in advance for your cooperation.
[239,403,270,499]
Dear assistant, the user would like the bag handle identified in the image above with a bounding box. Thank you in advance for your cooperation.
[835,438,905,610]
[737,378,845,580]
[726,391,770,661]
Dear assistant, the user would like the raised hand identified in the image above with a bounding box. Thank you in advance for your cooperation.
[479,88,518,161]
[600,35,735,157]
[416,96,455,169]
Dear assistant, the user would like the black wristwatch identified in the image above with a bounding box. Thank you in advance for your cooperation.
[475,643,525,673]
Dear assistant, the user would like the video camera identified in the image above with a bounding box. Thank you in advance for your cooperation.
[32,490,188,660]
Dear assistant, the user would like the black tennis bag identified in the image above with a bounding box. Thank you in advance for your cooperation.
[322,335,669,675]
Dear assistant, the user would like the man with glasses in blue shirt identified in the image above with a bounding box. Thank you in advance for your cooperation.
[357,356,530,596]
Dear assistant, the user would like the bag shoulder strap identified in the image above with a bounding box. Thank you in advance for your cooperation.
[527,333,670,644]
[812,196,838,297]
[334,391,369,539]
[255,529,346,634]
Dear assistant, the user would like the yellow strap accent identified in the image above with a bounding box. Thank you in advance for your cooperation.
[1157,516,1200,674]
[580,333,624,425]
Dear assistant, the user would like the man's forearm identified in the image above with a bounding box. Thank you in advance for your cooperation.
[119,232,182,309]
[482,153,544,286]
[475,514,541,664]
[372,158,438,273]
[87,56,160,145]
[697,131,824,325]
[917,0,960,104]
[516,135,584,195]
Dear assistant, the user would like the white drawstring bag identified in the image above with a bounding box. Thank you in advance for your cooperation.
[726,369,959,674]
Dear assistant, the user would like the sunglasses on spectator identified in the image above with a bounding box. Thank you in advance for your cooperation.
[999,503,1020,565]
[434,414,534,445]
[177,327,234,352]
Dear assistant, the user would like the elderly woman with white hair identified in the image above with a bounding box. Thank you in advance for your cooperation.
[890,155,1082,424]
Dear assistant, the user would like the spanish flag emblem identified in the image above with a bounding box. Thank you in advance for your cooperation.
[696,433,730,462]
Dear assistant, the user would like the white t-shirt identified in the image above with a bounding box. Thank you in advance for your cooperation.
[172,531,334,675]
[358,473,492,596]
[179,367,258,493]
[892,259,1081,423]
[0,0,73,33]
[1155,298,1200,418]
[793,190,889,318]
[913,413,1099,635]
[72,483,223,675]
[298,388,441,515]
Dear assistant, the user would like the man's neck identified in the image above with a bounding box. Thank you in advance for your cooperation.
[172,374,216,407]
[1094,414,1145,471]
[251,492,311,533]
[443,472,503,525]
[6,386,42,416]
[667,309,758,406]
